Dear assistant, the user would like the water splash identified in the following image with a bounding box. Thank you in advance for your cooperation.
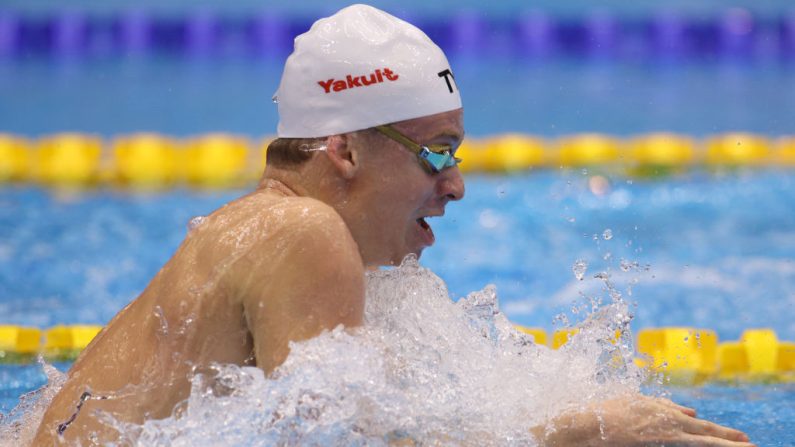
[187,216,206,232]
[0,362,67,447]
[127,258,641,446]
[2,259,642,446]
[573,259,588,281]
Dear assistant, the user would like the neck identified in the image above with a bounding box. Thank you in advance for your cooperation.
[257,177,300,196]
[259,161,349,206]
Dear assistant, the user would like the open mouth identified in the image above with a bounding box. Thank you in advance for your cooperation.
[417,217,430,230]
[416,217,435,244]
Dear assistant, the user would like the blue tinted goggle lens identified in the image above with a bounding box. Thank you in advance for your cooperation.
[374,125,462,174]
[420,147,461,173]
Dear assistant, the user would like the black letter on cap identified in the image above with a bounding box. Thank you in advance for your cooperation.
[437,69,456,93]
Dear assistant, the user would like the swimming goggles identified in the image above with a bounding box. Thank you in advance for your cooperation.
[374,125,462,174]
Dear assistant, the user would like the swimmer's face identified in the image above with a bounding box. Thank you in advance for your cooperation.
[352,108,465,266]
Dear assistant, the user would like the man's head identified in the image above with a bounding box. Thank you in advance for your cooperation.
[265,4,465,266]
[273,4,461,138]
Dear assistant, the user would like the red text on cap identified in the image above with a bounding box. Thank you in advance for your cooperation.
[318,68,399,94]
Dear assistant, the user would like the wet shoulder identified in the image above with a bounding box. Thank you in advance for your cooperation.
[193,192,359,268]
[268,196,350,239]
[186,192,344,251]
[263,196,361,267]
[225,194,364,300]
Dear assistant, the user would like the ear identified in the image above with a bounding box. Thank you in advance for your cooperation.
[325,134,360,180]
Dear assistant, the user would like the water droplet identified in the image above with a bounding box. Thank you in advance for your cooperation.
[602,229,613,240]
[603,251,612,261]
[478,209,500,229]
[153,305,169,337]
[567,217,576,223]
[188,215,206,232]
[572,259,588,281]
[619,259,638,272]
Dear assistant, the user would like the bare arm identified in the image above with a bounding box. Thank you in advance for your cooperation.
[238,200,365,373]
[530,395,754,447]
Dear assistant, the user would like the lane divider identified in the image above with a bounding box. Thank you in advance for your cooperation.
[1,132,794,188]
[0,325,102,362]
[42,325,103,362]
[519,325,795,384]
[2,10,794,61]
[3,324,793,384]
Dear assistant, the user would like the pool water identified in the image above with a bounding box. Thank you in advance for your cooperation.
[2,170,795,443]
[2,171,794,340]
[2,2,795,444]
[2,58,794,138]
[668,384,795,447]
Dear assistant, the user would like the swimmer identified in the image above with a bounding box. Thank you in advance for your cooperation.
[32,5,754,446]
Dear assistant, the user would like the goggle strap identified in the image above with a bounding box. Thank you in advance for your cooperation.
[374,125,424,154]
[376,124,460,173]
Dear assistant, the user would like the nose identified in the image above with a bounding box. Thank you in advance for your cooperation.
[436,165,465,202]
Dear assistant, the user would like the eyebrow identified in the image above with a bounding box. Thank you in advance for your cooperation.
[430,131,465,146]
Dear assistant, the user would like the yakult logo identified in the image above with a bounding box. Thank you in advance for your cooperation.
[318,68,399,94]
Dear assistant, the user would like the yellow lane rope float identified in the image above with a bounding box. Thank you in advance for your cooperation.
[112,133,182,188]
[0,134,31,182]
[2,324,793,384]
[34,134,103,186]
[184,134,251,188]
[0,132,793,187]
[706,133,772,167]
[556,133,622,167]
[774,136,795,166]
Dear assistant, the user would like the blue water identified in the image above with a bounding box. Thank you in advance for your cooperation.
[2,58,794,138]
[2,171,795,443]
[669,384,795,446]
[2,171,794,339]
[2,2,795,444]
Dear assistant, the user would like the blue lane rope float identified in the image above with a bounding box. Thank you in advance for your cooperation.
[2,132,795,188]
[2,323,793,383]
[2,9,795,60]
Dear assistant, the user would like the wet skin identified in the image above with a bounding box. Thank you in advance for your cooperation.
[31,107,752,446]
[31,109,465,445]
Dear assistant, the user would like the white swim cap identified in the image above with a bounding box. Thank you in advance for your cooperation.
[274,4,462,138]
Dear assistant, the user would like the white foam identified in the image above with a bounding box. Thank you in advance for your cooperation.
[130,257,643,446]
[0,362,67,447]
[2,258,643,446]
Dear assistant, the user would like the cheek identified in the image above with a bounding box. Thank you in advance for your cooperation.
[366,154,434,217]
